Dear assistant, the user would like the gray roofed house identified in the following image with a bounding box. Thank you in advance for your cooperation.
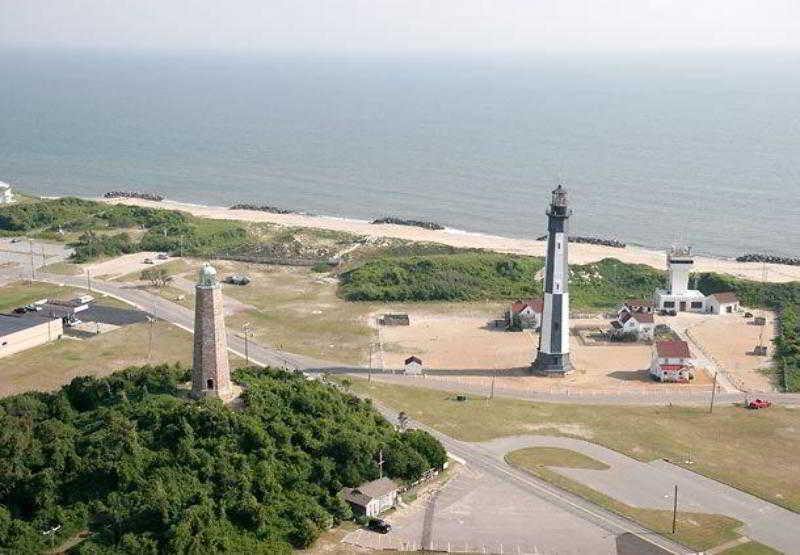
[339,477,399,517]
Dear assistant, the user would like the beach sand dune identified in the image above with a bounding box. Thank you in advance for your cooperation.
[99,198,800,283]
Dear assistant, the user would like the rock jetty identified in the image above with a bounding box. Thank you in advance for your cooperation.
[104,191,164,201]
[229,203,296,215]
[371,217,444,231]
[736,254,800,266]
[536,235,626,248]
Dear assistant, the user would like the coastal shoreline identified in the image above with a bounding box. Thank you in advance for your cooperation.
[96,196,800,284]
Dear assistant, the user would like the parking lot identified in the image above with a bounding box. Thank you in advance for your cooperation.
[343,464,619,554]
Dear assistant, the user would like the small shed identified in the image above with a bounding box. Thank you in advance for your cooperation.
[382,314,410,326]
[707,292,740,315]
[340,477,399,517]
[404,356,423,375]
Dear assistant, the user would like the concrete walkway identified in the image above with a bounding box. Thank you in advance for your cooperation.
[478,435,800,554]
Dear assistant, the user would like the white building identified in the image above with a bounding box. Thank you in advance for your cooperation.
[707,292,740,315]
[508,299,544,330]
[0,182,14,205]
[610,311,655,341]
[654,246,707,313]
[650,340,694,383]
[404,355,423,375]
[340,477,399,517]
[0,314,63,358]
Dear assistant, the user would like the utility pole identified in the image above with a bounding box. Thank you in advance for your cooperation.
[709,372,718,414]
[242,322,251,364]
[28,238,35,285]
[86,269,92,292]
[490,369,496,400]
[368,343,373,382]
[378,449,384,479]
[672,484,679,534]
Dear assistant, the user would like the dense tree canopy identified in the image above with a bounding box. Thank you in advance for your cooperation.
[0,366,445,553]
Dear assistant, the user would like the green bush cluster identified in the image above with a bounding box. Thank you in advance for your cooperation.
[340,253,545,301]
[0,366,446,553]
[695,273,800,309]
[774,305,800,392]
[0,197,186,234]
[340,253,665,308]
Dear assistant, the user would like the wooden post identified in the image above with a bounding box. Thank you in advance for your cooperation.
[709,372,718,414]
[672,484,678,534]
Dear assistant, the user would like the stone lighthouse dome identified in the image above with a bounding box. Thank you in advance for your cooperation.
[198,263,218,286]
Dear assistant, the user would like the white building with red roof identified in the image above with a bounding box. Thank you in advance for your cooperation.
[507,298,544,330]
[650,340,694,383]
[610,310,656,341]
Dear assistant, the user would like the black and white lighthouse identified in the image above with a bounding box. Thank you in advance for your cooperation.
[533,185,573,375]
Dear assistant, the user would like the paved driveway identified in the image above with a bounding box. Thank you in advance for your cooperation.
[479,435,800,555]
[344,464,620,554]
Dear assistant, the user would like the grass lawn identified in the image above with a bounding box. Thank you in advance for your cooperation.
[40,261,83,275]
[348,378,800,514]
[506,448,743,552]
[507,446,610,470]
[114,258,192,282]
[220,264,378,365]
[0,281,81,312]
[721,541,783,554]
[0,320,246,397]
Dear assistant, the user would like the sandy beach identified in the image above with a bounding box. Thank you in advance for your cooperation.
[99,197,800,283]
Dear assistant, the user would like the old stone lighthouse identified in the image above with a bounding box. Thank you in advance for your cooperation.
[191,263,233,400]
[532,185,573,375]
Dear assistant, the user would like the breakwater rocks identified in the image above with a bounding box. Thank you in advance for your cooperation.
[104,191,164,201]
[536,235,626,248]
[736,254,800,266]
[371,217,445,230]
[229,203,296,215]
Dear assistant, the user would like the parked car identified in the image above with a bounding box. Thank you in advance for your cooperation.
[24,304,42,312]
[157,253,169,260]
[143,258,154,264]
[367,518,391,534]
[747,398,772,410]
[13,307,26,314]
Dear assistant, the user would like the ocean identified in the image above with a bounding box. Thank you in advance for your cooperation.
[1,50,799,258]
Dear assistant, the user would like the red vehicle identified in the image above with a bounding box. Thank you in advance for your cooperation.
[747,398,772,410]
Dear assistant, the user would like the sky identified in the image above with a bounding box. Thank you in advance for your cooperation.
[1,0,799,55]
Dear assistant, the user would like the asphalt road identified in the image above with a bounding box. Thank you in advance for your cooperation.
[372,401,692,555]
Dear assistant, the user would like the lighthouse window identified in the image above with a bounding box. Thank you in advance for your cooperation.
[557,241,561,249]
[555,283,560,291]
[206,378,214,389]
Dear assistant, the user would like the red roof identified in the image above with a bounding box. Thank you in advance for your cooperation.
[619,312,633,324]
[632,312,655,324]
[511,299,544,315]
[659,364,689,373]
[404,356,422,365]
[625,299,654,307]
[656,340,691,359]
[711,292,739,304]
